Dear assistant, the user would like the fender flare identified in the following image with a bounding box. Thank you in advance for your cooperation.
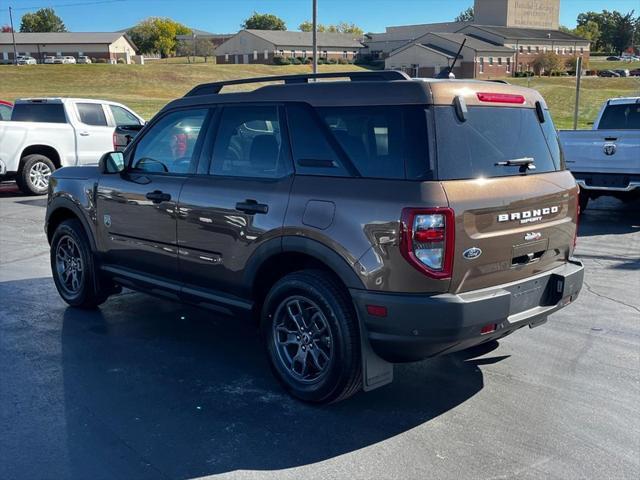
[46,196,97,252]
[242,235,365,292]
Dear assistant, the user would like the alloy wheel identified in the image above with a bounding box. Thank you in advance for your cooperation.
[272,296,334,383]
[29,161,52,191]
[55,235,84,296]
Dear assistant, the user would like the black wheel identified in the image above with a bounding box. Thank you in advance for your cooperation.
[50,219,108,308]
[578,189,589,214]
[262,270,362,403]
[18,154,55,195]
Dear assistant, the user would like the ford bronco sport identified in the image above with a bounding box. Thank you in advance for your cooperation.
[45,71,584,403]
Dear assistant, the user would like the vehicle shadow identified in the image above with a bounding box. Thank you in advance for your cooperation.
[55,290,498,478]
[577,197,640,238]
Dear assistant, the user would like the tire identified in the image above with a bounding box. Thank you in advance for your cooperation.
[261,270,362,403]
[18,154,55,195]
[578,189,589,214]
[50,219,108,308]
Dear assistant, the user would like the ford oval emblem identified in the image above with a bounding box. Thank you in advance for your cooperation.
[463,247,482,260]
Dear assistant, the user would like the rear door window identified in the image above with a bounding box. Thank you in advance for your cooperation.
[0,104,11,121]
[110,105,141,126]
[77,103,108,126]
[210,105,292,179]
[597,103,640,130]
[434,106,559,180]
[11,103,67,123]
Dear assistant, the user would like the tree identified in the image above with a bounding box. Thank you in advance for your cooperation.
[611,10,635,55]
[532,52,562,76]
[564,54,589,70]
[19,8,66,32]
[242,12,286,30]
[455,6,474,22]
[574,20,601,44]
[298,20,362,35]
[1,25,13,33]
[128,17,191,57]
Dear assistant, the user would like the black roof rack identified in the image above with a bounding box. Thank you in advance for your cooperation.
[184,70,411,97]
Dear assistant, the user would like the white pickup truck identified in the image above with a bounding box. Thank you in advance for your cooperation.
[0,98,144,194]
[559,97,640,211]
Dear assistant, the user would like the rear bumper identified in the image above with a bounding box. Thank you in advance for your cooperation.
[351,259,584,362]
[573,172,640,193]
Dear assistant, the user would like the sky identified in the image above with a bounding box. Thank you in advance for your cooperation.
[1,0,638,33]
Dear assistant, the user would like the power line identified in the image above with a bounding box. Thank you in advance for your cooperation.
[8,0,125,12]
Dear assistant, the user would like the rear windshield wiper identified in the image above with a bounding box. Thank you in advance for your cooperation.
[495,157,536,171]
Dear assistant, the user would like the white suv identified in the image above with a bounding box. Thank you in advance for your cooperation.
[54,56,76,64]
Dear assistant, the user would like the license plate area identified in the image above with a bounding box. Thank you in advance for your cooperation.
[586,174,629,189]
[506,275,558,315]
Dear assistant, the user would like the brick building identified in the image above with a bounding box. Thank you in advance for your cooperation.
[0,32,138,64]
[214,30,364,64]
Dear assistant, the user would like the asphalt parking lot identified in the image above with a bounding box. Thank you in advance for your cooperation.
[0,182,638,480]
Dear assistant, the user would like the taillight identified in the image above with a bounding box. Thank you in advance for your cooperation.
[477,92,525,104]
[112,132,117,151]
[400,207,455,279]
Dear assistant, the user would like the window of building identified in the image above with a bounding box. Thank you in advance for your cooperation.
[211,105,291,179]
[132,109,208,174]
[77,103,108,126]
[506,57,511,72]
[519,45,524,53]
[264,49,269,59]
[302,50,307,58]
[489,57,494,65]
[535,46,540,53]
[479,57,484,73]
[580,47,584,54]
[290,50,296,58]
[498,57,502,65]
[224,53,229,62]
[253,50,258,60]
[323,50,328,57]
[527,46,531,53]
[343,51,348,58]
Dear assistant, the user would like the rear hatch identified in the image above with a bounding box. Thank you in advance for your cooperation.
[433,102,578,293]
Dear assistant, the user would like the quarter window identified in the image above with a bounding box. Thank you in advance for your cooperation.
[77,103,108,126]
[132,109,208,174]
[210,105,292,179]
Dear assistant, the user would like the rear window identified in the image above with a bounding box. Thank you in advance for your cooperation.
[434,106,560,180]
[597,103,640,130]
[11,103,67,123]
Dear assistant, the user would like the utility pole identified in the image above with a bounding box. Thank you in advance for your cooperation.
[573,56,583,130]
[9,6,19,65]
[312,0,318,74]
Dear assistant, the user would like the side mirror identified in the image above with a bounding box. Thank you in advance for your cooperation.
[99,151,125,174]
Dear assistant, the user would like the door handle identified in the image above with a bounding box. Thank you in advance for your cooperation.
[604,136,618,141]
[236,199,269,214]
[79,131,90,136]
[146,190,171,203]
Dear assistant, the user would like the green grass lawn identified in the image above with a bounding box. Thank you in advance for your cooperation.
[1,63,638,129]
[590,58,640,72]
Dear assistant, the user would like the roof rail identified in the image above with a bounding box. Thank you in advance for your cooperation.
[184,70,411,97]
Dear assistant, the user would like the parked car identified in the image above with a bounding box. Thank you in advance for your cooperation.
[630,68,640,76]
[0,100,13,121]
[606,56,621,61]
[614,69,630,77]
[598,70,620,77]
[77,56,92,64]
[43,56,56,64]
[17,56,37,65]
[53,56,76,64]
[44,71,584,403]
[559,97,640,211]
[0,98,144,194]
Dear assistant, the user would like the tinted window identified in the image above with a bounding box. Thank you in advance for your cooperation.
[110,105,141,126]
[211,105,292,179]
[132,109,207,174]
[77,103,107,126]
[540,108,564,170]
[0,104,11,121]
[11,103,66,123]
[286,103,349,177]
[597,104,640,130]
[317,106,431,179]
[434,106,559,180]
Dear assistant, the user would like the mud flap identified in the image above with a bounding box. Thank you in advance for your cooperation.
[359,323,393,392]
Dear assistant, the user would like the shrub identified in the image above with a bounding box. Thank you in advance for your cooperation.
[317,57,327,64]
[290,57,301,65]
[337,58,349,64]
[328,58,338,64]
[96,58,108,63]
[272,55,290,65]
[117,58,125,64]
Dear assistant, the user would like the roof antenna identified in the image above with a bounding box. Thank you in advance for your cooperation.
[436,38,466,79]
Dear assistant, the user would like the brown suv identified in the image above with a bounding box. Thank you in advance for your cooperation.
[45,71,584,403]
